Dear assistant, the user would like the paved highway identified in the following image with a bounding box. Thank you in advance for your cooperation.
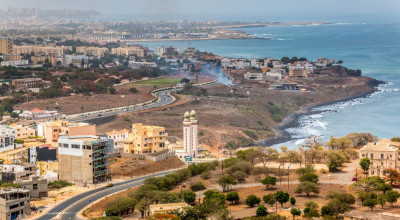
[36,170,176,220]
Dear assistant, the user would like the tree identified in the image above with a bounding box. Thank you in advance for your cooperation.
[11,112,19,118]
[290,197,296,206]
[245,195,260,207]
[322,198,350,219]
[256,205,268,216]
[352,176,385,192]
[190,181,206,191]
[226,192,240,205]
[129,87,138,93]
[326,151,347,171]
[363,198,378,211]
[275,191,290,208]
[290,208,301,220]
[218,175,237,192]
[232,171,247,183]
[385,190,400,206]
[296,165,315,176]
[358,191,373,204]
[303,201,320,219]
[326,137,352,150]
[263,194,276,207]
[384,169,400,186]
[261,176,277,189]
[299,173,319,184]
[359,157,371,175]
[183,191,196,205]
[295,181,319,197]
[377,194,387,209]
[109,87,116,94]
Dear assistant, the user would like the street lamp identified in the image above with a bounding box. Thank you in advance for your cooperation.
[278,164,284,185]
[180,183,186,201]
[287,164,292,191]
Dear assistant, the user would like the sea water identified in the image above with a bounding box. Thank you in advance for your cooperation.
[132,22,400,148]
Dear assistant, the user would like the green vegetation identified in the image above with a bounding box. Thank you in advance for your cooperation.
[105,197,137,217]
[359,157,371,174]
[261,176,276,190]
[226,192,240,205]
[48,180,72,189]
[290,208,301,220]
[183,191,196,205]
[128,78,181,88]
[244,130,258,139]
[218,175,237,192]
[190,181,206,191]
[256,205,268,216]
[275,191,289,207]
[245,195,261,207]
[0,182,21,188]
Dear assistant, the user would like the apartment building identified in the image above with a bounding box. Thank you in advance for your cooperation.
[155,46,179,55]
[58,136,110,184]
[111,46,147,57]
[123,123,168,154]
[11,78,43,90]
[62,54,89,67]
[0,126,16,149]
[0,189,30,220]
[0,39,13,55]
[8,124,35,139]
[12,45,70,57]
[0,60,29,67]
[37,121,96,147]
[106,129,129,153]
[1,164,37,181]
[360,139,400,177]
[244,72,264,81]
[289,69,308,78]
[17,176,48,198]
[31,55,59,66]
[76,46,109,57]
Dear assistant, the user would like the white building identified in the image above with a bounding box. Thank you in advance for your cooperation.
[265,69,284,81]
[155,46,179,55]
[106,129,129,153]
[0,60,29,67]
[289,61,314,73]
[0,126,16,149]
[18,108,60,119]
[183,110,198,158]
[62,55,89,67]
[244,72,264,81]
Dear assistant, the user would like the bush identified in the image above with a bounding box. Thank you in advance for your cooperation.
[232,171,247,183]
[48,180,72,189]
[299,173,319,184]
[263,194,276,206]
[245,195,260,207]
[129,87,138,93]
[256,205,268,216]
[261,176,277,189]
[201,171,211,180]
[109,87,116,94]
[227,161,253,175]
[226,192,240,204]
[183,191,196,205]
[105,197,137,217]
[190,181,206,192]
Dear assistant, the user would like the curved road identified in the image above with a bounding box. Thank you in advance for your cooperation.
[36,170,176,220]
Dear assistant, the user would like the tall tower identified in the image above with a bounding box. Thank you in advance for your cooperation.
[183,110,198,158]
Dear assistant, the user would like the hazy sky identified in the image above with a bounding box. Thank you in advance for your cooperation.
[1,0,400,21]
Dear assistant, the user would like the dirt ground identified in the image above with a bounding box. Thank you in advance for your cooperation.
[110,157,186,179]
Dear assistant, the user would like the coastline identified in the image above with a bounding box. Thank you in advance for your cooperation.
[257,79,385,147]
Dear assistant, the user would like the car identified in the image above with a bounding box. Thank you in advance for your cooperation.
[106,183,114,187]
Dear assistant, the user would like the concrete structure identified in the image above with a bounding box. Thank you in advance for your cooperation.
[76,46,108,57]
[0,126,16,150]
[183,110,198,158]
[37,121,96,147]
[37,161,59,176]
[359,139,399,177]
[12,45,69,57]
[11,78,43,90]
[289,69,308,78]
[0,39,13,55]
[289,61,314,73]
[123,123,168,154]
[244,72,263,81]
[149,202,187,215]
[344,210,400,220]
[62,54,89,67]
[18,108,60,121]
[27,145,57,163]
[106,129,129,153]
[0,60,29,67]
[111,46,147,57]
[1,164,37,181]
[8,124,35,139]
[155,46,179,55]
[16,176,48,198]
[315,57,335,67]
[31,55,59,66]
[0,189,30,220]
[58,136,110,184]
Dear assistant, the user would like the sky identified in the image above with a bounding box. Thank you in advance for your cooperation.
[1,0,400,22]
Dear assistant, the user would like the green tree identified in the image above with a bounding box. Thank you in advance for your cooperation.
[218,175,237,192]
[226,192,240,205]
[363,198,378,211]
[245,195,260,207]
[377,194,387,209]
[109,87,116,94]
[275,191,290,208]
[326,151,347,171]
[386,190,400,206]
[299,173,319,184]
[290,208,301,220]
[263,193,276,207]
[232,171,247,183]
[352,176,385,192]
[190,181,206,192]
[261,176,277,189]
[290,197,296,206]
[359,157,371,175]
[183,191,196,205]
[129,87,138,93]
[256,205,268,216]
[295,181,319,197]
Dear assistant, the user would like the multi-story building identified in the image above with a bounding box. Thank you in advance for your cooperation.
[76,46,109,57]
[1,164,37,181]
[58,136,110,184]
[11,78,43,90]
[37,121,96,147]
[0,39,13,55]
[106,129,129,153]
[0,126,16,149]
[12,45,70,57]
[183,110,199,158]
[16,176,48,198]
[111,46,147,57]
[123,123,168,154]
[244,72,264,81]
[360,139,399,177]
[0,189,30,220]
[289,69,308,78]
[62,54,89,67]
[8,124,35,139]
[289,61,314,73]
[0,60,29,67]
[18,108,60,121]
[31,55,59,66]
[155,46,179,55]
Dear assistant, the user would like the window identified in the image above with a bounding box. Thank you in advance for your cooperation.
[390,154,393,158]
[362,154,365,157]
[89,163,92,165]
[63,144,69,148]
[370,153,373,159]
[58,143,63,148]
[71,144,80,149]
[33,184,38,190]
[381,154,384,159]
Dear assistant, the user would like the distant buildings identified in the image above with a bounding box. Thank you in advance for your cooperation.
[289,69,308,78]
[183,110,198,158]
[8,124,35,139]
[16,176,48,198]
[0,39,13,55]
[106,129,129,153]
[0,60,28,67]
[315,57,335,67]
[359,139,400,177]
[58,135,110,184]
[0,126,16,150]
[12,45,70,57]
[11,78,43,90]
[123,123,168,154]
[155,46,179,55]
[111,46,148,57]
[76,46,109,57]
[0,189,30,220]
[244,72,263,81]
[18,108,60,121]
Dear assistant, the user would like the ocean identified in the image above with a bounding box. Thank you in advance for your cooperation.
[131,22,400,148]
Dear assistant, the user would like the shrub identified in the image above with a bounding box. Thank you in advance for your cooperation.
[299,173,319,184]
[190,181,206,192]
[218,175,237,192]
[245,195,260,207]
[48,180,72,189]
[290,197,296,206]
[201,171,211,180]
[226,192,240,204]
[275,191,290,207]
[232,171,247,183]
[295,181,320,197]
[256,205,268,216]
[129,87,138,93]
[263,194,276,207]
[183,191,196,205]
[261,176,277,189]
[105,197,137,217]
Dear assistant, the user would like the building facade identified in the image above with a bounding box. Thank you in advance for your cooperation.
[0,39,13,55]
[106,129,129,153]
[0,189,30,220]
[11,78,43,90]
[123,123,167,154]
[58,136,110,184]
[183,110,198,158]
[155,46,179,55]
[17,176,48,198]
[359,139,399,177]
[0,126,16,149]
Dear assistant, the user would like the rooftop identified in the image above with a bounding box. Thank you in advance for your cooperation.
[360,139,398,152]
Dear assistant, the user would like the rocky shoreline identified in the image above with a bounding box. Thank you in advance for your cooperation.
[257,78,385,147]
